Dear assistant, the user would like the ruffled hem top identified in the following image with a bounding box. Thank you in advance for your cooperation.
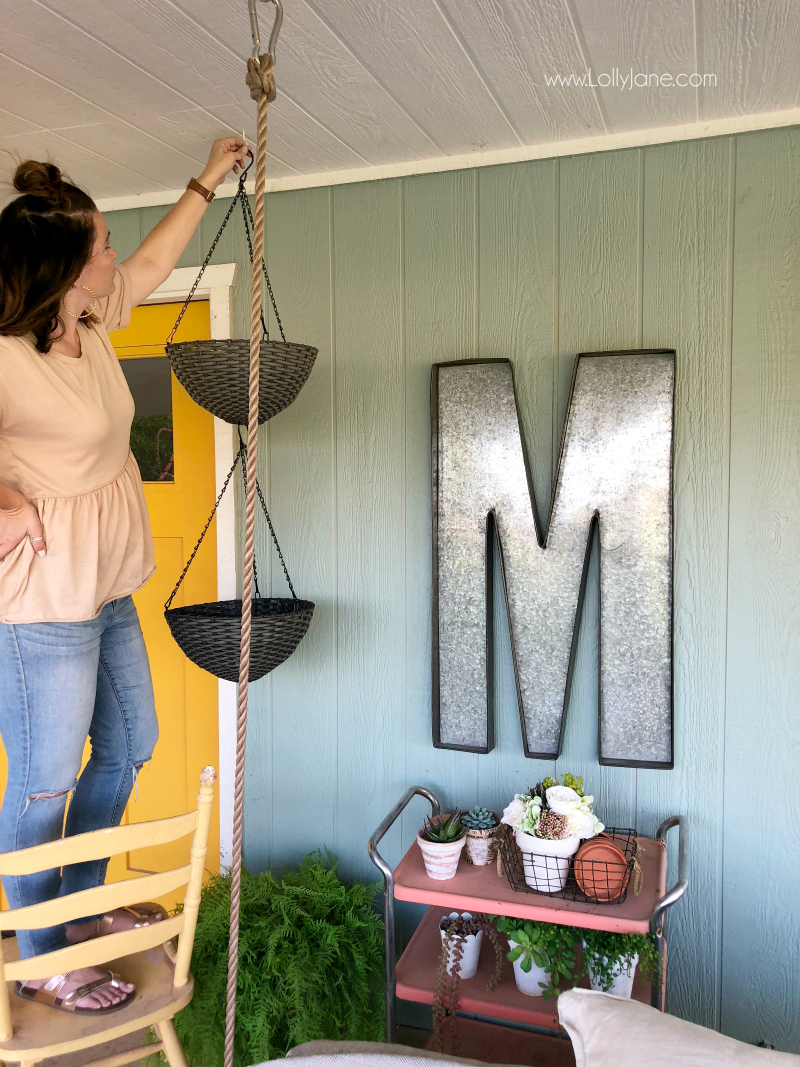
[0,264,155,624]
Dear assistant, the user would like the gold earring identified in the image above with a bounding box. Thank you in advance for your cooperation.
[63,285,98,320]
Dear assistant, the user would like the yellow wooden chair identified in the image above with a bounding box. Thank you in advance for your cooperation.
[0,766,216,1067]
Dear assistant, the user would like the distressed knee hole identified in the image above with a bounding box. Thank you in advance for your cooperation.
[131,759,151,800]
[23,783,76,815]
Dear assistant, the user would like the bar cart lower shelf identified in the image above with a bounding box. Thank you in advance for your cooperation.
[397,906,662,1031]
[423,1017,576,1067]
[368,787,688,1052]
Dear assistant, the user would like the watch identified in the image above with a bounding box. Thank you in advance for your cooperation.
[187,178,215,203]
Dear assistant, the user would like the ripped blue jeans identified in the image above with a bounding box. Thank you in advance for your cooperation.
[0,595,158,959]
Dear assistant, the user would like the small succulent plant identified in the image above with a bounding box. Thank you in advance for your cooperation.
[534,809,568,840]
[421,810,465,843]
[462,806,497,831]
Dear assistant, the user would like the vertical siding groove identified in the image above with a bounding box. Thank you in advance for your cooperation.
[328,186,339,853]
[716,131,736,1034]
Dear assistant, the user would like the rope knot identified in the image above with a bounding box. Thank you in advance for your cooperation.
[246,54,277,102]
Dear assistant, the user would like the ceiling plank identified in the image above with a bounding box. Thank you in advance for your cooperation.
[0,129,150,200]
[440,0,606,142]
[569,0,698,129]
[167,0,443,164]
[0,1,365,192]
[698,0,800,118]
[298,0,523,154]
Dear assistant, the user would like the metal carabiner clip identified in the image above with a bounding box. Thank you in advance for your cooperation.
[248,0,283,63]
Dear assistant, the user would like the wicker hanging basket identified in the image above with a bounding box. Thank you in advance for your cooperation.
[166,338,316,425]
[165,596,314,682]
[163,442,314,682]
[165,166,316,425]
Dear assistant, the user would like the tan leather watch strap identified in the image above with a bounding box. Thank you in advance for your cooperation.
[187,177,215,203]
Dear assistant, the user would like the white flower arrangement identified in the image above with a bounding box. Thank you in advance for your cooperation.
[501,776,604,841]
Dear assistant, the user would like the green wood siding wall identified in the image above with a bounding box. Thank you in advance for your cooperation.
[107,125,800,1051]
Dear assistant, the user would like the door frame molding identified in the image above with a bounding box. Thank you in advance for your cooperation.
[147,263,238,867]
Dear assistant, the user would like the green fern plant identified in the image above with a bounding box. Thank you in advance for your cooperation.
[165,855,385,1066]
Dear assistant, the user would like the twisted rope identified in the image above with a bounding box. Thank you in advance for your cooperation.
[223,52,274,1067]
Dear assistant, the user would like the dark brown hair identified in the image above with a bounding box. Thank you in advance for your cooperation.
[0,160,98,352]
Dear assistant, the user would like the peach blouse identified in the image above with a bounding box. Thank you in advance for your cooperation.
[0,265,155,623]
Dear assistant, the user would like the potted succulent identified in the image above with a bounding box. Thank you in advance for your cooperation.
[493,916,580,998]
[432,912,504,1054]
[581,929,662,999]
[501,773,604,893]
[417,811,467,880]
[462,806,499,866]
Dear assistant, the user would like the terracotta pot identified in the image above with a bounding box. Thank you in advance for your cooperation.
[465,815,500,866]
[417,828,466,880]
[573,834,628,901]
[514,829,581,893]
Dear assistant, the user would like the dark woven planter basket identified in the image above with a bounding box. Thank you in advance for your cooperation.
[165,597,315,683]
[166,339,317,425]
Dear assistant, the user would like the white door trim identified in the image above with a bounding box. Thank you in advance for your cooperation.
[146,263,238,867]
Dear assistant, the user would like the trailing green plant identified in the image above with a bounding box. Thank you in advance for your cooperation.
[462,807,497,831]
[421,810,465,843]
[168,855,385,1066]
[492,917,581,998]
[432,913,505,1055]
[580,929,662,992]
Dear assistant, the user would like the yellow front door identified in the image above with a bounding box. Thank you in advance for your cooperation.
[109,301,220,905]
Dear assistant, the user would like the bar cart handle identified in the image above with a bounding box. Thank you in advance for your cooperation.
[650,815,689,934]
[368,787,441,1044]
[648,815,688,1010]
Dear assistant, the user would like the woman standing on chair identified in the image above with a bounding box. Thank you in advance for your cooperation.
[0,139,247,1015]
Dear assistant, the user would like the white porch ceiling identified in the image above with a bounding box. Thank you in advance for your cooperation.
[1,0,799,209]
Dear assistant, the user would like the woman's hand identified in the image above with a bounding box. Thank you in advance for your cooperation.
[197,137,251,191]
[0,494,46,561]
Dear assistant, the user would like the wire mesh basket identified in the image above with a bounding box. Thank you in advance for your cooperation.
[166,339,317,425]
[165,597,314,683]
[497,824,638,904]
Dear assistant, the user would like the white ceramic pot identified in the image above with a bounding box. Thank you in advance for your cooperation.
[440,912,483,979]
[417,829,466,880]
[507,939,549,997]
[583,943,639,999]
[514,829,581,893]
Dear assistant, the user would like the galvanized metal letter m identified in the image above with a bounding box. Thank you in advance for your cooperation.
[431,352,674,768]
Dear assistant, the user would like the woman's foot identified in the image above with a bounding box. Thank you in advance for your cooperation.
[66,902,166,944]
[17,968,134,1012]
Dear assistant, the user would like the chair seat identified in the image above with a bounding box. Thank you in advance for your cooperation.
[0,936,194,1061]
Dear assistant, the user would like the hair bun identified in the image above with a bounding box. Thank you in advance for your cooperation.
[13,160,68,205]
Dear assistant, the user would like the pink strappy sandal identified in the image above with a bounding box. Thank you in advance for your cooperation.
[15,971,135,1015]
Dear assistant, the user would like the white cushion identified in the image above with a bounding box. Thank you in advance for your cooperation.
[558,989,800,1067]
[284,1044,489,1065]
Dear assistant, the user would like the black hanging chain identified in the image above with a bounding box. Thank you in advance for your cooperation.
[236,429,298,600]
[164,442,246,610]
[240,190,286,343]
[163,433,298,609]
[166,159,253,345]
[166,152,286,345]
[255,478,297,599]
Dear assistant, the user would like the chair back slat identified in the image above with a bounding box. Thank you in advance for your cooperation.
[0,811,198,876]
[4,913,185,982]
[0,866,191,932]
